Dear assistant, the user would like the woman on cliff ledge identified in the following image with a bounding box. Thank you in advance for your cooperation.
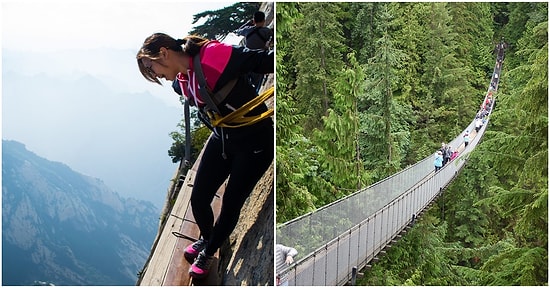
[136,33,273,279]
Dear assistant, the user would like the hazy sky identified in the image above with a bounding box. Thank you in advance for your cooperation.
[2,0,242,52]
[2,0,244,108]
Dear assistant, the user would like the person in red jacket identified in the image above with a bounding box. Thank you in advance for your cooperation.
[137,33,274,279]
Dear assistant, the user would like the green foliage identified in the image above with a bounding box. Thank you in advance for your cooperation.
[313,52,366,198]
[358,5,411,179]
[188,2,261,41]
[491,2,510,35]
[275,133,325,223]
[277,3,548,285]
[275,2,320,223]
[480,239,548,285]
[350,2,385,63]
[501,2,548,68]
[359,213,461,285]
[276,2,353,222]
[290,2,347,132]
[434,3,547,285]
[167,119,210,166]
[448,2,494,80]
[444,159,493,247]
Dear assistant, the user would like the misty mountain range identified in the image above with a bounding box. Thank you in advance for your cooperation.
[2,139,159,285]
[2,48,183,208]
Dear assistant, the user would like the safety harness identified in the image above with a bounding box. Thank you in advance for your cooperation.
[180,56,274,165]
[192,56,274,128]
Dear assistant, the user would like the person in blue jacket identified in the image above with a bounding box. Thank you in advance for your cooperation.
[463,131,470,147]
[434,151,443,172]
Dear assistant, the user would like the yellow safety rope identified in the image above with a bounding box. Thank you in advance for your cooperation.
[208,86,274,128]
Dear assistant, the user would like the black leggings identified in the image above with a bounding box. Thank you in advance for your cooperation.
[191,124,273,256]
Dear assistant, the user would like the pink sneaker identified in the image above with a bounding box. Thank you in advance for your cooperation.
[184,238,208,264]
[189,251,214,279]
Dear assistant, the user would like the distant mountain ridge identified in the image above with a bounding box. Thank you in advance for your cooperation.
[2,140,158,285]
[2,49,182,208]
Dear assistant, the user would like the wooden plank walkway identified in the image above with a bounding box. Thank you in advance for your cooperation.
[139,153,225,286]
[138,76,276,286]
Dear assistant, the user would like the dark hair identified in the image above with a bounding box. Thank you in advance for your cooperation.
[136,33,209,84]
[253,11,265,23]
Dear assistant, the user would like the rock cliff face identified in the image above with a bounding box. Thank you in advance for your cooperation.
[220,2,275,285]
[2,140,158,285]
[221,165,274,285]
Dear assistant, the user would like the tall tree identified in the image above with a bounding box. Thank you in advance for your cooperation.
[397,3,482,161]
[188,2,261,40]
[350,2,383,63]
[290,2,347,132]
[359,4,410,178]
[448,2,494,122]
[442,159,493,248]
[275,2,321,223]
[313,52,366,200]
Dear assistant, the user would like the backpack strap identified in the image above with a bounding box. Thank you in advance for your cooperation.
[183,98,192,166]
[193,55,273,128]
[246,27,269,44]
[213,78,238,105]
[193,56,238,114]
[193,56,221,115]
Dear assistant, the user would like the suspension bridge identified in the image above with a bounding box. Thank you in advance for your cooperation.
[276,44,505,286]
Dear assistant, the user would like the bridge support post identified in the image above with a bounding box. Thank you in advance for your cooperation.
[440,187,445,221]
[351,266,357,285]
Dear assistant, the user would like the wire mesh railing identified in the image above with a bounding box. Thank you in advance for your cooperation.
[276,43,504,286]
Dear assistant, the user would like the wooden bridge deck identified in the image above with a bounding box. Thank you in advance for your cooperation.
[139,156,225,286]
